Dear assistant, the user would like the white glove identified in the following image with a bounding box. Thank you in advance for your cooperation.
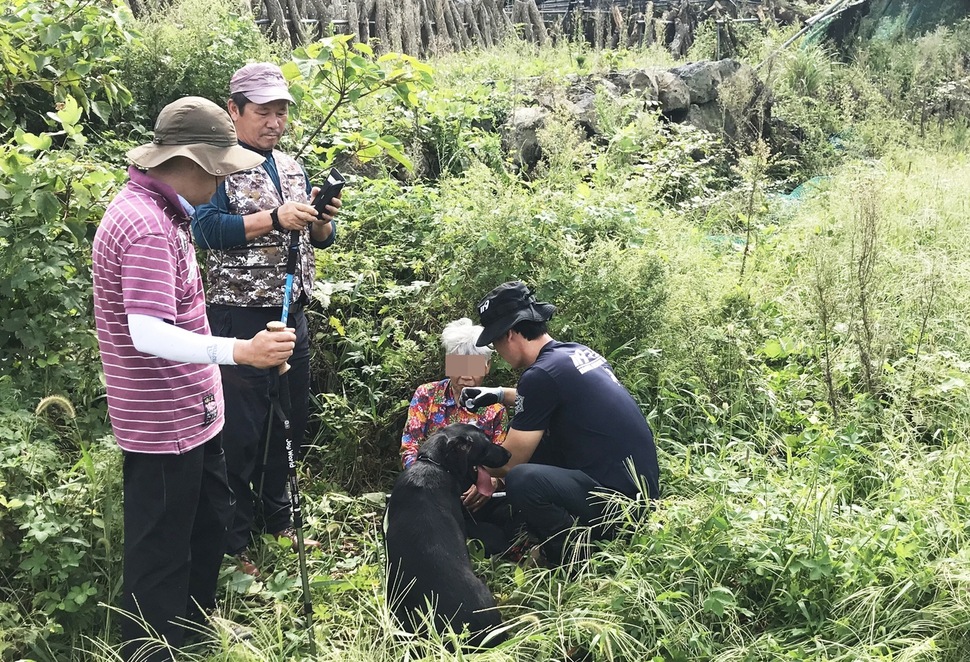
[461,386,505,412]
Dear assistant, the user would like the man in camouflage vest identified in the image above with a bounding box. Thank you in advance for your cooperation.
[192,62,340,575]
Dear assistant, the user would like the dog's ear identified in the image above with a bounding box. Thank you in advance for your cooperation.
[488,443,512,468]
[443,432,474,478]
[464,432,486,464]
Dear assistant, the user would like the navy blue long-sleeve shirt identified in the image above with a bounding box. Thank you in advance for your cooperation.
[192,143,336,250]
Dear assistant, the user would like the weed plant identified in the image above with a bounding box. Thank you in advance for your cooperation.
[432,36,679,89]
[0,397,122,659]
[116,0,278,121]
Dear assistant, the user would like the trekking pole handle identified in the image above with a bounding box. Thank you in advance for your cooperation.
[266,320,291,375]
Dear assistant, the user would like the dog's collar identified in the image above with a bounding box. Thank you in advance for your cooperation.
[415,454,445,469]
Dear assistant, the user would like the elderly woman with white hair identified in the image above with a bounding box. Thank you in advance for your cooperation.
[400,318,514,555]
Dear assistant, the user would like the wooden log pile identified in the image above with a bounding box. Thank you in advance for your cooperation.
[509,0,548,45]
[238,0,799,55]
[249,0,544,53]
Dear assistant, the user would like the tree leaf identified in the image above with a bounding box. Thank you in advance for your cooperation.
[14,128,52,152]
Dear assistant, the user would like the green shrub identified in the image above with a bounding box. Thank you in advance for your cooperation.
[0,0,134,135]
[0,396,122,661]
[0,0,135,403]
[0,141,126,402]
[407,82,512,179]
[307,179,442,488]
[117,0,276,121]
[283,36,434,177]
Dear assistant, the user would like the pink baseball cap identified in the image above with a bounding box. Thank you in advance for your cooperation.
[229,62,295,104]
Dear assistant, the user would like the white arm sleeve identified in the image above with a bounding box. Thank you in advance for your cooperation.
[128,313,237,365]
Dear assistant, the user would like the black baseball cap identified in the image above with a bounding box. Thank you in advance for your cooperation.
[475,281,556,347]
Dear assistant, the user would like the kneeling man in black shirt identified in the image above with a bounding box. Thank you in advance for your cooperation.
[462,281,660,565]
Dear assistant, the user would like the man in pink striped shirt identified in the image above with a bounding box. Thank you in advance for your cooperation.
[92,96,296,661]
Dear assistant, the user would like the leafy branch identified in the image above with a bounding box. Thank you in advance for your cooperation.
[284,35,434,169]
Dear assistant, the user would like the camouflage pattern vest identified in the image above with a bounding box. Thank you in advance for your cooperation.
[202,151,316,308]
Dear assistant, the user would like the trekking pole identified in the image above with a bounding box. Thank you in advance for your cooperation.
[272,367,316,655]
[265,229,316,654]
[274,228,301,373]
[256,228,298,501]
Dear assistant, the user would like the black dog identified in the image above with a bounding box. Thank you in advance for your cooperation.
[384,423,511,648]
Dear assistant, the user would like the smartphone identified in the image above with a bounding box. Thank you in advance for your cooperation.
[312,168,346,217]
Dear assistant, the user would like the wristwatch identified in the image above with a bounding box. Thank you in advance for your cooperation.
[270,207,283,232]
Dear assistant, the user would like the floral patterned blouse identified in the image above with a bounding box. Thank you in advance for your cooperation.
[400,378,507,468]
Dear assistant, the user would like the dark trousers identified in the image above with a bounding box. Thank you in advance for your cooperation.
[463,495,517,557]
[207,304,310,555]
[120,435,233,661]
[505,464,610,565]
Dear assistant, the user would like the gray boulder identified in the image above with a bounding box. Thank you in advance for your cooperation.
[671,59,743,105]
[499,58,772,169]
[503,106,549,170]
[656,71,691,118]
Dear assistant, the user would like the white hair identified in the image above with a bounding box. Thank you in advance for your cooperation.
[440,318,493,356]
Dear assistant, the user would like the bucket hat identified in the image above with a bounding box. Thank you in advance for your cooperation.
[126,96,264,176]
[475,281,556,347]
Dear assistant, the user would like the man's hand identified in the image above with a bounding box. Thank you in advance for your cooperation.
[461,386,505,412]
[275,201,318,231]
[234,328,295,369]
[461,482,493,512]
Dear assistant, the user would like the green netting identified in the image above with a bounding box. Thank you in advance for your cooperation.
[869,0,970,34]
[872,0,970,32]
[783,176,830,200]
[801,0,970,48]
